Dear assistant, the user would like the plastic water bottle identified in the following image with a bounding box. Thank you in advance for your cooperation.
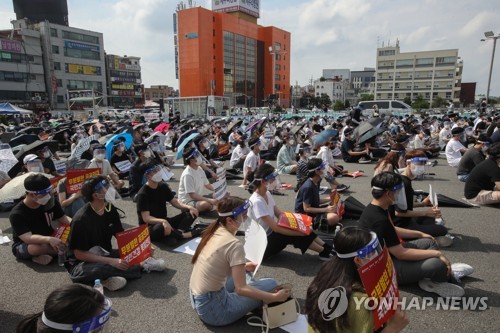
[57,247,66,267]
[94,279,104,295]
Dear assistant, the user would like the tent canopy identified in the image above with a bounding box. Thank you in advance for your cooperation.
[0,102,33,115]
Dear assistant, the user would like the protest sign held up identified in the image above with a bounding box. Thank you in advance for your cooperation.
[116,225,152,266]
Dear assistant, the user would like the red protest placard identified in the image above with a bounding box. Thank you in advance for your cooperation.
[52,223,71,244]
[357,246,399,330]
[277,212,312,235]
[115,224,152,266]
[66,168,101,194]
[330,190,345,218]
[218,143,230,156]
[50,176,64,190]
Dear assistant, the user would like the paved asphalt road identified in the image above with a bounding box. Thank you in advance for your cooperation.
[0,155,498,332]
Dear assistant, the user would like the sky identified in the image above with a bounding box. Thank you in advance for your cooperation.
[1,0,499,97]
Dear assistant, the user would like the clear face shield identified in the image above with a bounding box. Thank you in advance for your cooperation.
[336,232,383,267]
[409,156,428,177]
[373,183,407,211]
[42,297,112,333]
[94,179,120,204]
[218,200,252,231]
[93,149,106,161]
[26,159,44,173]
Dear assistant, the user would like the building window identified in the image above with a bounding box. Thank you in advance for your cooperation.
[54,62,61,70]
[57,95,64,103]
[50,28,58,37]
[62,31,99,44]
[52,45,59,54]
[378,49,396,56]
[213,29,215,37]
[56,79,62,87]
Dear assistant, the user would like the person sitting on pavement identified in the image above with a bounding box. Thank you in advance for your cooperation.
[295,144,312,191]
[295,158,341,230]
[248,163,334,261]
[316,138,349,192]
[136,158,203,245]
[230,137,250,170]
[276,132,298,175]
[358,172,474,297]
[16,283,111,333]
[66,175,166,291]
[87,145,125,191]
[341,127,372,164]
[128,144,152,199]
[456,135,491,182]
[445,127,467,168]
[109,141,131,180]
[464,142,500,205]
[241,137,261,187]
[34,146,60,176]
[10,174,71,266]
[194,135,219,180]
[178,147,218,213]
[80,140,100,161]
[57,177,86,218]
[189,196,290,327]
[305,227,409,333]
[373,144,405,176]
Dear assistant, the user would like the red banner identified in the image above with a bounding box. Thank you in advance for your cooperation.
[277,212,312,235]
[357,246,399,330]
[52,224,71,244]
[330,190,345,218]
[116,225,152,266]
[50,176,65,190]
[38,133,49,141]
[66,168,101,194]
[218,143,230,156]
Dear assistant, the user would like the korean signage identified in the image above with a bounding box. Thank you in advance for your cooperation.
[212,0,259,18]
[0,39,22,53]
[64,40,100,52]
[65,63,101,76]
[112,83,134,90]
[116,224,152,266]
[66,168,101,194]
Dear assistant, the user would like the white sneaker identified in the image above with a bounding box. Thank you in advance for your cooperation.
[418,279,465,297]
[102,276,127,291]
[143,257,166,273]
[32,254,53,266]
[435,218,446,226]
[451,263,474,282]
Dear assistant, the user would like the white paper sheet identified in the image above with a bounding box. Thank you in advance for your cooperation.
[280,314,308,333]
[173,237,201,256]
[0,235,11,245]
[244,221,268,277]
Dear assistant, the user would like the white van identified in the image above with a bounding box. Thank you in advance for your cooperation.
[357,100,413,117]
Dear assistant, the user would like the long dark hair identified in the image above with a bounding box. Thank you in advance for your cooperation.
[247,163,275,194]
[305,227,372,332]
[16,284,105,333]
[192,196,246,264]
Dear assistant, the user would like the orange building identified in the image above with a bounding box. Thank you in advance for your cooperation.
[174,5,290,108]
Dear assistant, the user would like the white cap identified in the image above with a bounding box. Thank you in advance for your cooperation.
[23,154,38,164]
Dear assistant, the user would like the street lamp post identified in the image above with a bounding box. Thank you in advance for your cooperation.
[481,31,499,105]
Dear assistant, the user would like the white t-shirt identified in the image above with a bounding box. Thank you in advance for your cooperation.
[243,151,260,178]
[178,165,210,204]
[88,159,113,176]
[316,146,335,168]
[249,191,276,235]
[439,128,451,148]
[230,145,249,168]
[445,139,465,167]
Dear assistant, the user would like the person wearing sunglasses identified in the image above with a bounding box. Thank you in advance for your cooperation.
[10,174,70,266]
[248,163,334,260]
[190,196,289,326]
[305,227,409,333]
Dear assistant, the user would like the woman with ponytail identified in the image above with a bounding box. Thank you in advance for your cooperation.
[189,196,289,327]
[248,163,334,261]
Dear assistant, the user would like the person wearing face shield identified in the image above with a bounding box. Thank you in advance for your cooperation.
[9,174,70,266]
[438,122,452,150]
[128,144,153,199]
[194,136,219,180]
[190,196,289,327]
[305,227,409,333]
[276,133,298,175]
[178,148,218,213]
[464,142,500,205]
[358,172,473,297]
[241,138,261,187]
[16,283,112,333]
[247,163,334,261]
[87,145,125,192]
[66,176,166,291]
[295,158,341,230]
[445,127,468,167]
[136,159,204,245]
[456,135,491,182]
[229,138,250,170]
[295,144,312,190]
[34,146,59,176]
[110,141,132,179]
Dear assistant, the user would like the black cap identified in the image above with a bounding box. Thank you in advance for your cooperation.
[451,127,464,135]
[24,174,51,192]
[344,127,353,135]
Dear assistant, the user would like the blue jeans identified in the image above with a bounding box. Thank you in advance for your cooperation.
[190,273,277,326]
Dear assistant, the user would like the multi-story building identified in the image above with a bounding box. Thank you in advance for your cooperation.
[322,69,350,81]
[0,23,48,111]
[106,54,143,108]
[313,77,355,106]
[144,85,176,101]
[351,68,375,96]
[174,1,291,109]
[375,42,463,104]
[34,20,106,110]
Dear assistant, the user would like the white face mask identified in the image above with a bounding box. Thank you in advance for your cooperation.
[104,187,117,204]
[151,172,163,183]
[320,169,328,179]
[119,146,125,152]
[143,151,151,158]
[289,139,295,146]
[195,156,203,166]
[35,194,51,206]
[95,154,105,161]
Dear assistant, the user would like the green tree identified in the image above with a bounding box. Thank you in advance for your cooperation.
[431,96,445,108]
[359,94,374,102]
[319,76,326,82]
[344,100,350,108]
[333,100,345,111]
[318,93,332,107]
[403,96,412,105]
[411,95,429,110]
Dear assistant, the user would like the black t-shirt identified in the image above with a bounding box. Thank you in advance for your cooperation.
[110,153,130,171]
[457,148,484,175]
[295,178,320,216]
[68,202,124,253]
[42,158,56,173]
[81,150,93,161]
[397,175,414,212]
[464,158,500,199]
[10,200,65,244]
[341,138,355,159]
[358,203,401,248]
[129,158,143,195]
[136,182,174,225]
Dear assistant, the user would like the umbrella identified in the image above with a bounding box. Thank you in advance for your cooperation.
[187,119,202,126]
[245,117,266,133]
[358,127,388,144]
[212,118,227,125]
[367,118,384,127]
[290,124,306,136]
[313,129,338,146]
[98,134,115,145]
[154,123,170,133]
[176,129,197,148]
[145,132,166,146]
[17,127,44,135]
[104,133,133,160]
[9,134,39,148]
[176,132,200,160]
[0,172,53,202]
[226,120,243,135]
[51,128,73,144]
[14,140,59,159]
[0,146,20,175]
[70,134,99,159]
